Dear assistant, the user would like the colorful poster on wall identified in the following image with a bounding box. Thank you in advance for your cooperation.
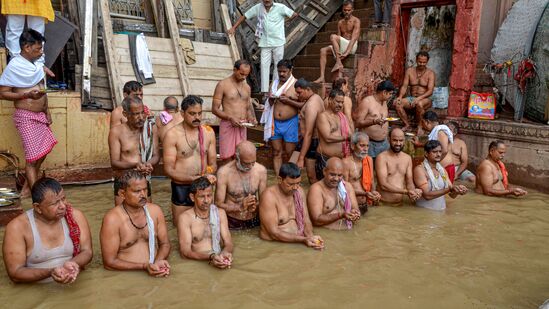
[468,92,496,120]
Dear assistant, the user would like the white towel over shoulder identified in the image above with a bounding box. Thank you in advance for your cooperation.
[0,55,44,88]
[428,124,453,144]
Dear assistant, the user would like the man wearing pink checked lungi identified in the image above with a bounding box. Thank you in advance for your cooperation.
[0,29,57,195]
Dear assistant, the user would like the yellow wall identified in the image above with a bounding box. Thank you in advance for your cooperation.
[191,0,212,29]
[0,92,111,171]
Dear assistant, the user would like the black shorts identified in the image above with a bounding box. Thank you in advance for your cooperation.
[227,215,260,230]
[114,177,151,197]
[296,138,319,159]
[315,152,329,181]
[171,182,193,206]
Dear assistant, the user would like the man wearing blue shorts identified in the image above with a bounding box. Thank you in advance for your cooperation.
[263,60,303,175]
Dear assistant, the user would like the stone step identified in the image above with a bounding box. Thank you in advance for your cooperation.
[300,39,382,56]
[292,66,356,84]
[293,54,365,69]
[313,26,375,43]
[353,0,374,9]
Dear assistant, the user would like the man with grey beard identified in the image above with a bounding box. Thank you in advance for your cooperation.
[342,132,381,213]
[215,141,268,229]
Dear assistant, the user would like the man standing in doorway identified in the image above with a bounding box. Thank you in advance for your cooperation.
[228,0,298,97]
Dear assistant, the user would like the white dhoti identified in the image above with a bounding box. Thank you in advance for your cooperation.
[334,37,358,55]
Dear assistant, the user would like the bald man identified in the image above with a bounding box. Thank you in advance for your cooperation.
[155,96,183,142]
[307,157,360,230]
[375,128,423,204]
[216,141,268,229]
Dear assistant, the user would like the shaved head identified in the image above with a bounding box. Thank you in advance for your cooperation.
[389,128,404,139]
[235,141,257,172]
[326,157,343,170]
[323,157,344,188]
[236,141,256,157]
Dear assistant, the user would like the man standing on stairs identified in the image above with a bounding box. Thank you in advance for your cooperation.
[373,0,393,28]
[227,0,298,97]
[313,1,361,84]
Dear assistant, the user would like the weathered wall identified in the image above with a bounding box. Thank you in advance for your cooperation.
[0,93,111,173]
[525,6,549,123]
[477,0,514,64]
[456,118,549,193]
[191,0,212,29]
[407,5,455,86]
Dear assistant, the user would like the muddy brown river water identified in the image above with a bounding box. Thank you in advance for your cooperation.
[0,175,548,308]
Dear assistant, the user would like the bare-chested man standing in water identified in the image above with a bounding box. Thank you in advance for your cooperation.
[178,177,233,269]
[447,121,475,183]
[314,1,361,83]
[353,80,395,160]
[259,163,324,249]
[394,51,435,132]
[216,141,267,229]
[265,59,303,176]
[375,128,423,204]
[343,132,381,213]
[475,140,528,197]
[315,89,352,180]
[295,78,325,183]
[308,158,361,230]
[163,95,217,225]
[100,170,171,277]
[109,96,160,206]
[212,59,257,162]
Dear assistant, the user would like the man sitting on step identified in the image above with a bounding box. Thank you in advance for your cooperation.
[314,1,361,83]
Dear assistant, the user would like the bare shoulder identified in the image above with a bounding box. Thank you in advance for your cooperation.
[202,124,216,139]
[309,181,322,194]
[71,207,89,224]
[146,203,165,217]
[5,212,29,233]
[454,137,466,147]
[262,185,277,199]
[254,162,267,174]
[217,162,232,177]
[352,16,361,25]
[102,206,122,225]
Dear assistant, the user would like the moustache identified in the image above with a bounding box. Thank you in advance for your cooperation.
[192,120,201,123]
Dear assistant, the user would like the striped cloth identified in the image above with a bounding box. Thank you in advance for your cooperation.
[13,109,57,163]
[1,0,55,22]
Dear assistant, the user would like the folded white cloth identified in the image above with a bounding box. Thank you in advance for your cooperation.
[0,55,44,87]
[136,33,153,79]
[428,124,453,144]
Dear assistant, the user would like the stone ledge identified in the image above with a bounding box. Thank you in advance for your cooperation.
[453,117,549,145]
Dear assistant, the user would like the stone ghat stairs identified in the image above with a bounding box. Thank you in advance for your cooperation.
[291,0,389,96]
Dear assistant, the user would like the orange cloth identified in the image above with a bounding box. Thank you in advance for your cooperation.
[497,160,509,190]
[361,156,374,204]
[1,0,55,22]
